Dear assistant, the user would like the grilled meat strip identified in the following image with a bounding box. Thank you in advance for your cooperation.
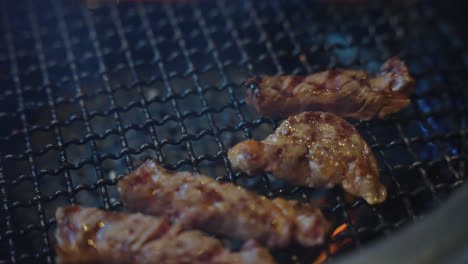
[118,160,329,248]
[244,58,414,120]
[55,206,275,264]
[228,111,387,204]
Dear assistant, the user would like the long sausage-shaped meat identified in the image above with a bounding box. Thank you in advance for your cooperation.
[55,206,275,264]
[228,112,387,205]
[244,58,414,120]
[118,160,329,248]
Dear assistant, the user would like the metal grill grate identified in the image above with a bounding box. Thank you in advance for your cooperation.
[0,0,467,263]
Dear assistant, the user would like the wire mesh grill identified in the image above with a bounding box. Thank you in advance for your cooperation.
[0,0,467,263]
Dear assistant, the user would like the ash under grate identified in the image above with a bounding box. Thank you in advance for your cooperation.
[0,0,467,263]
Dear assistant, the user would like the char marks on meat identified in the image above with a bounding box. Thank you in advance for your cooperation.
[55,206,275,264]
[244,58,414,120]
[228,111,387,204]
[118,160,329,248]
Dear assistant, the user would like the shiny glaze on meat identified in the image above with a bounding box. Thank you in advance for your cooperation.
[55,206,275,264]
[228,112,387,204]
[244,58,414,120]
[118,160,329,248]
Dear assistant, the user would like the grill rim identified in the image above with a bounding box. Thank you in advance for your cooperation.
[336,181,468,264]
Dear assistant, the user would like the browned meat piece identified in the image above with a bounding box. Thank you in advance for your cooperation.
[55,206,275,264]
[118,160,329,248]
[228,111,387,204]
[244,58,414,120]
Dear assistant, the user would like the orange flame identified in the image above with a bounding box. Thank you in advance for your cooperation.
[313,252,327,264]
[313,224,351,264]
[331,224,347,238]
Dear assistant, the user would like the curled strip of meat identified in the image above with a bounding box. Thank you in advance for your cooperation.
[55,206,275,264]
[244,58,414,120]
[228,111,387,204]
[118,160,329,248]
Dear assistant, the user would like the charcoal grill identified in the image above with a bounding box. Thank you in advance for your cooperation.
[0,0,467,263]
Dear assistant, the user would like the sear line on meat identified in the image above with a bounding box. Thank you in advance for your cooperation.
[55,206,275,264]
[228,111,387,205]
[244,58,414,120]
[118,160,329,248]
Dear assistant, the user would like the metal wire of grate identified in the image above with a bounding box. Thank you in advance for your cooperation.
[0,0,467,263]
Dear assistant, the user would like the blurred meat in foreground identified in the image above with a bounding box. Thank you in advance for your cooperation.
[55,206,275,263]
